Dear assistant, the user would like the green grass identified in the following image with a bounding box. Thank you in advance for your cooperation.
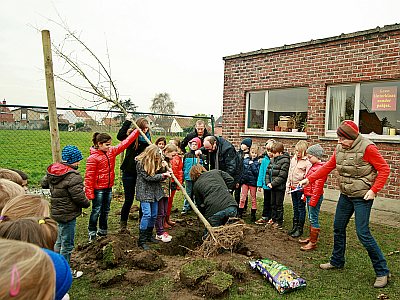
[70,192,400,300]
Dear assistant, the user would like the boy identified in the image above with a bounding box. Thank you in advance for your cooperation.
[181,137,204,214]
[265,142,290,229]
[42,145,90,278]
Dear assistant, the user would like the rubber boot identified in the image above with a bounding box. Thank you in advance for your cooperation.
[299,226,311,243]
[146,228,159,243]
[237,207,244,219]
[138,230,150,250]
[291,219,304,238]
[251,209,257,222]
[301,227,320,251]
[166,215,176,227]
[287,218,298,236]
[118,221,130,234]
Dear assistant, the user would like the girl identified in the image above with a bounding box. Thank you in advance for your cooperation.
[0,168,24,186]
[155,136,167,150]
[156,144,179,240]
[118,117,151,234]
[0,239,57,300]
[238,145,260,222]
[136,144,171,250]
[0,194,50,221]
[165,143,183,228]
[299,144,327,251]
[0,216,58,250]
[85,127,139,242]
[170,137,184,157]
[0,179,25,212]
[255,139,275,225]
[286,141,311,238]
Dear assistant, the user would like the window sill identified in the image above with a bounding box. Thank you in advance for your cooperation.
[321,134,400,144]
[242,130,308,139]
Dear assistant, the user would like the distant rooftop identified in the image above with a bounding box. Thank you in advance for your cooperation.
[223,23,400,60]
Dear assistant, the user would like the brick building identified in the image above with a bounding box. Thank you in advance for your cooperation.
[222,24,400,201]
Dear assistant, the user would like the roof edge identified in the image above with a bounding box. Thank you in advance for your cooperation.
[223,23,400,60]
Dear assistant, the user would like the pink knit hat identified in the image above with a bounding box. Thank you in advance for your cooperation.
[189,137,202,149]
[337,120,359,140]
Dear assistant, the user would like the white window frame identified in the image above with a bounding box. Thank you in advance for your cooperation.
[244,90,307,137]
[325,82,400,141]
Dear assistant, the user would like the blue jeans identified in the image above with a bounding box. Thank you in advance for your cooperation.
[330,194,389,276]
[291,190,306,222]
[208,206,238,227]
[183,180,194,212]
[120,171,137,222]
[88,188,112,237]
[139,202,158,230]
[54,218,76,264]
[306,195,323,228]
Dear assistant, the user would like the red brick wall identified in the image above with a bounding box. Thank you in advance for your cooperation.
[222,28,400,199]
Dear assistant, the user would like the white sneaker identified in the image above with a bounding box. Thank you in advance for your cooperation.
[72,269,83,279]
[61,293,70,300]
[156,232,172,243]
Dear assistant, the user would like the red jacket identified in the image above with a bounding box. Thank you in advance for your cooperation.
[171,154,183,189]
[303,161,327,207]
[84,129,139,199]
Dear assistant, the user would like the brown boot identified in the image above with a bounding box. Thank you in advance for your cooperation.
[163,220,172,230]
[301,227,320,251]
[166,215,176,226]
[299,226,311,243]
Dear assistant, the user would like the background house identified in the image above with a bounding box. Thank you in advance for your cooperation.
[63,110,96,125]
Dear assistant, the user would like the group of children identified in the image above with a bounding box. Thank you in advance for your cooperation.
[0,169,73,300]
[234,137,328,251]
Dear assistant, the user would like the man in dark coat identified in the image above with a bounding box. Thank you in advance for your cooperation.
[180,119,210,153]
[195,135,241,187]
[190,165,237,227]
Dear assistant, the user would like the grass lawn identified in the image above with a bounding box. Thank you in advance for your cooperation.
[70,192,400,300]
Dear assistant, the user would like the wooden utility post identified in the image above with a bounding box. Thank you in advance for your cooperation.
[42,30,61,162]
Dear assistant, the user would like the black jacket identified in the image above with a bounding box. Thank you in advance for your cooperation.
[181,128,211,153]
[193,170,237,219]
[265,152,290,191]
[202,136,241,184]
[41,163,90,222]
[117,120,150,174]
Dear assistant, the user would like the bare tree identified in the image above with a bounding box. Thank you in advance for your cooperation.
[37,18,131,115]
[150,93,175,114]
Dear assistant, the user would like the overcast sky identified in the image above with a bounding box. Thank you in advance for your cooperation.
[1,1,400,117]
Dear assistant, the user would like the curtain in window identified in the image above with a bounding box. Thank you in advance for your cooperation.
[329,88,347,129]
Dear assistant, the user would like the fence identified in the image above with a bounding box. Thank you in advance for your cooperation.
[0,104,214,187]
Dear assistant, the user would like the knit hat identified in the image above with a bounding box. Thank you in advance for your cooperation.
[189,137,202,149]
[62,145,83,165]
[337,120,359,140]
[306,144,324,159]
[241,138,252,148]
[42,249,72,300]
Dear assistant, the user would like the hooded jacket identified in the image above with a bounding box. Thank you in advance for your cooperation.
[41,163,90,222]
[303,161,327,207]
[84,129,139,199]
[240,157,260,186]
[193,170,237,219]
[265,152,291,191]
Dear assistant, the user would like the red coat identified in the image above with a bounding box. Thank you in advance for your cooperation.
[303,161,327,207]
[171,154,183,189]
[84,129,139,200]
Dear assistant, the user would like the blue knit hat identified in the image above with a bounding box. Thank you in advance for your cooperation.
[42,249,72,300]
[62,145,83,165]
[241,138,252,148]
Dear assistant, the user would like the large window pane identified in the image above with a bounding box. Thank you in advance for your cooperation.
[328,86,355,130]
[359,81,400,135]
[247,92,265,129]
[268,87,308,132]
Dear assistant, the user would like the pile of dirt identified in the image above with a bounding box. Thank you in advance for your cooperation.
[72,217,309,296]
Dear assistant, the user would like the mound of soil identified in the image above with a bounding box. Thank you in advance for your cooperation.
[72,217,310,296]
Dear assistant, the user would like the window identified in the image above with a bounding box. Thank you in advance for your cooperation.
[327,80,400,139]
[246,87,309,134]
